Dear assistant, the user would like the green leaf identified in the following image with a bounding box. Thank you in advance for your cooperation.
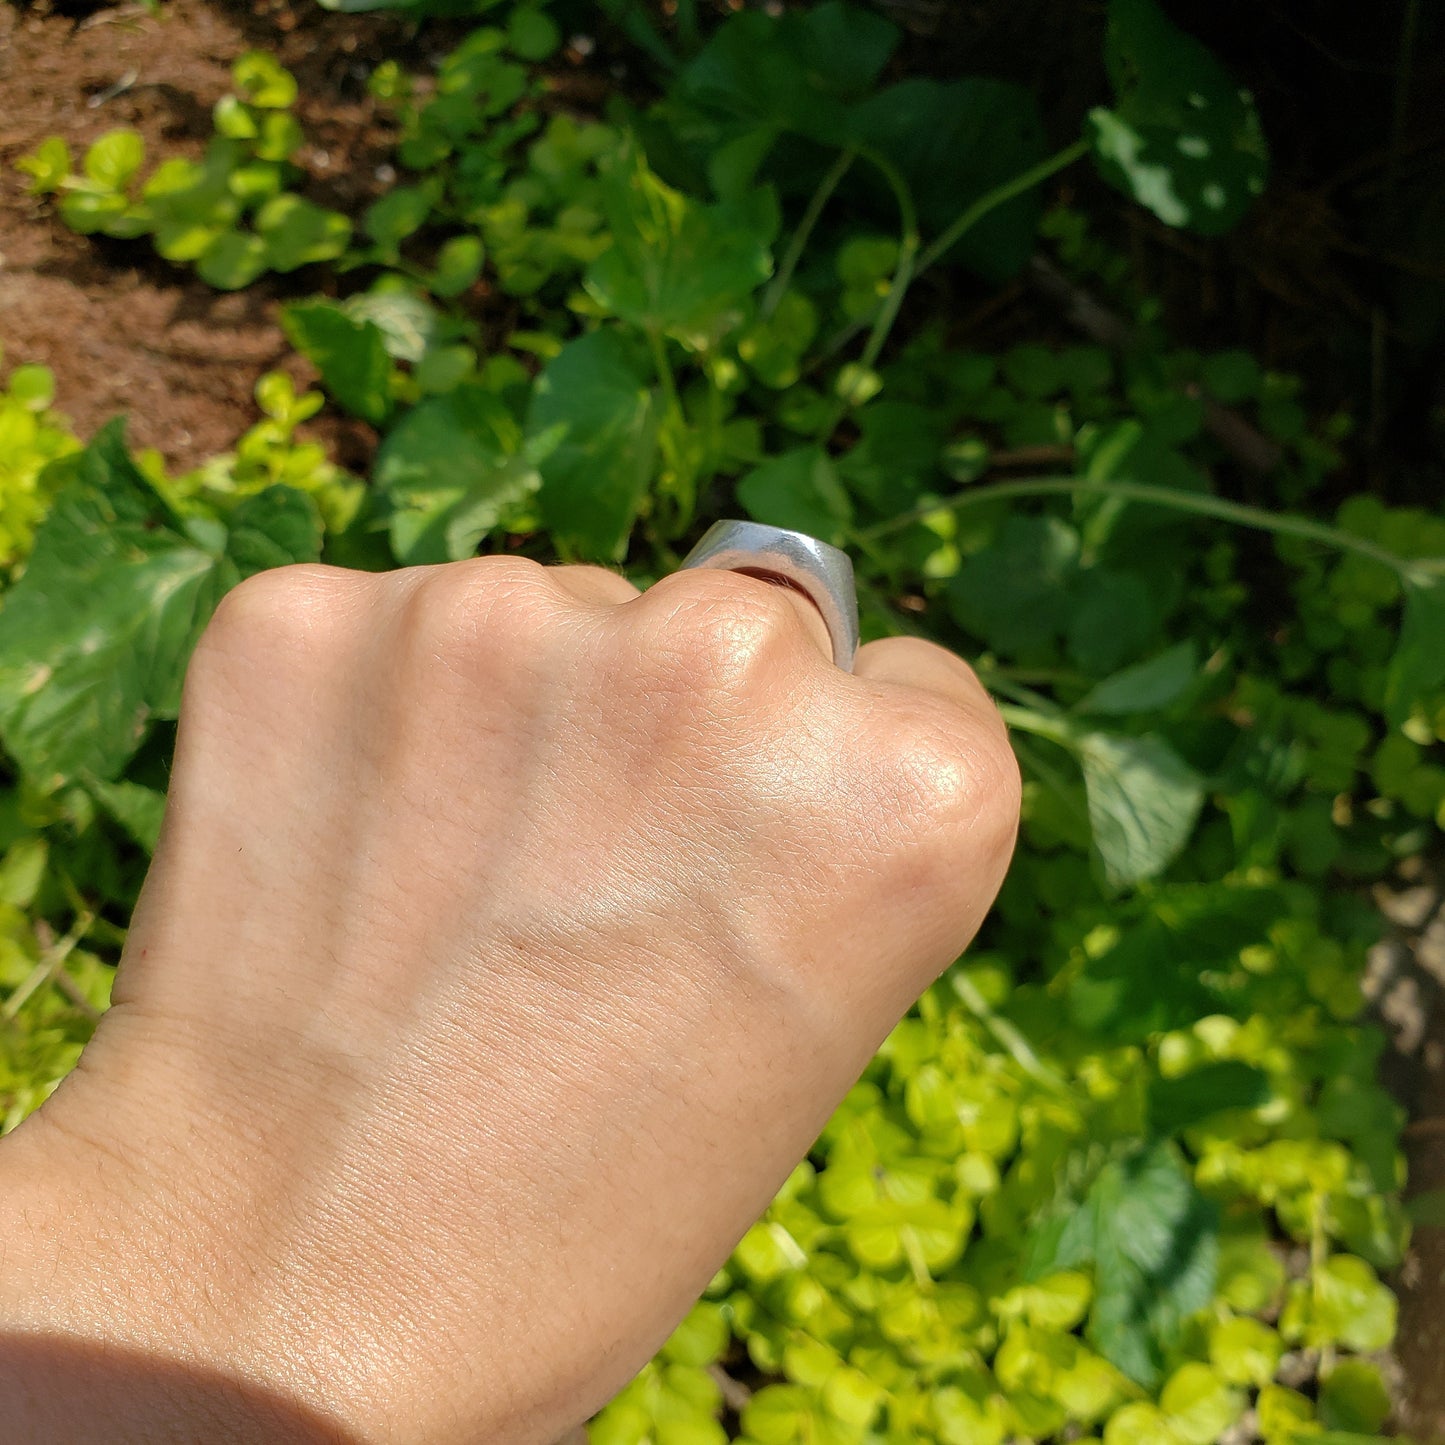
[1160,1363,1244,1445]
[737,447,852,547]
[1068,883,1289,1039]
[232,50,298,109]
[1384,566,1445,726]
[82,129,145,192]
[254,194,352,270]
[363,184,436,255]
[585,147,774,349]
[9,366,56,412]
[16,136,71,195]
[226,486,325,574]
[1256,1384,1315,1445]
[251,111,304,163]
[742,1384,812,1444]
[998,1271,1093,1332]
[823,1367,884,1429]
[1086,1143,1219,1388]
[736,292,818,390]
[196,229,270,290]
[58,190,130,236]
[1216,1227,1286,1313]
[1078,731,1205,888]
[145,152,239,253]
[1291,1254,1396,1352]
[0,837,48,909]
[431,234,485,297]
[678,1,898,144]
[1200,349,1262,403]
[154,221,226,263]
[282,301,393,425]
[507,5,560,61]
[1148,1061,1270,1135]
[1066,568,1157,674]
[213,94,260,141]
[1102,1402,1176,1445]
[1208,1316,1283,1389]
[0,422,320,788]
[1089,0,1268,235]
[227,161,283,205]
[88,778,167,853]
[1078,643,1198,715]
[948,514,1080,656]
[851,79,1048,280]
[414,343,476,395]
[527,330,656,562]
[344,288,439,365]
[838,401,947,513]
[374,389,542,564]
[1318,1361,1390,1436]
[1028,1138,1219,1387]
[661,1301,730,1368]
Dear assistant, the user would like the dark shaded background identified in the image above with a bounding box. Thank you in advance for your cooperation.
[876,0,1445,501]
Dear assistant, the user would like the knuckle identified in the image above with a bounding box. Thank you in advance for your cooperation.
[633,570,806,699]
[200,564,354,658]
[881,701,1022,858]
[394,557,563,672]
[186,565,364,726]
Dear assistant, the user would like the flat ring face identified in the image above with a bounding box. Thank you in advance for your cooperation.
[678,520,860,672]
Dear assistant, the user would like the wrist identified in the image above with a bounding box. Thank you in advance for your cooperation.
[0,1082,350,1443]
[0,1034,577,1445]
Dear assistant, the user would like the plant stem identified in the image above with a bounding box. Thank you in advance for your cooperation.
[646,327,680,415]
[951,969,1072,1096]
[822,137,1090,360]
[853,146,920,370]
[996,702,1073,747]
[857,474,1412,576]
[914,137,1090,277]
[762,147,857,320]
[2,912,92,1022]
[819,147,920,442]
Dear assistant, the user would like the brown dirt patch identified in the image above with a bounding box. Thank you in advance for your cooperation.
[1371,859,1445,1442]
[0,0,403,472]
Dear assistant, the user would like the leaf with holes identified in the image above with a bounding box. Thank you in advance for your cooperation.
[1089,0,1268,235]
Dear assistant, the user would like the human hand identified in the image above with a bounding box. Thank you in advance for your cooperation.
[0,556,1019,1442]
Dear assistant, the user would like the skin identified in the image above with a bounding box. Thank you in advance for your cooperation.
[0,557,1020,1443]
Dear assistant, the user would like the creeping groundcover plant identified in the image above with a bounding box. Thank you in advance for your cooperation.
[6,0,1445,1440]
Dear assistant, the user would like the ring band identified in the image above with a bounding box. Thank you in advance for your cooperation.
[679,520,860,672]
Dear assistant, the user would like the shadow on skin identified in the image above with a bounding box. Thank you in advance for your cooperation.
[0,1333,363,1443]
[0,1336,597,1443]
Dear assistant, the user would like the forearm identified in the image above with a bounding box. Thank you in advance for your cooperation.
[0,1107,351,1444]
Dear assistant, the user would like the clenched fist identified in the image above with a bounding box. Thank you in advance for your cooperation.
[0,557,1019,1443]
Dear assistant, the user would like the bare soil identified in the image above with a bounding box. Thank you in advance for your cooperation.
[1368,861,1445,1440]
[0,0,404,472]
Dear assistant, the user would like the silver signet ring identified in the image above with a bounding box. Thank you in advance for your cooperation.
[678,520,860,673]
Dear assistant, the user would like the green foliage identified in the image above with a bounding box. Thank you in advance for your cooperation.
[2,2,1439,1442]
[0,422,321,791]
[1089,0,1268,233]
[0,352,83,573]
[528,331,657,561]
[157,372,363,537]
[18,53,350,287]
